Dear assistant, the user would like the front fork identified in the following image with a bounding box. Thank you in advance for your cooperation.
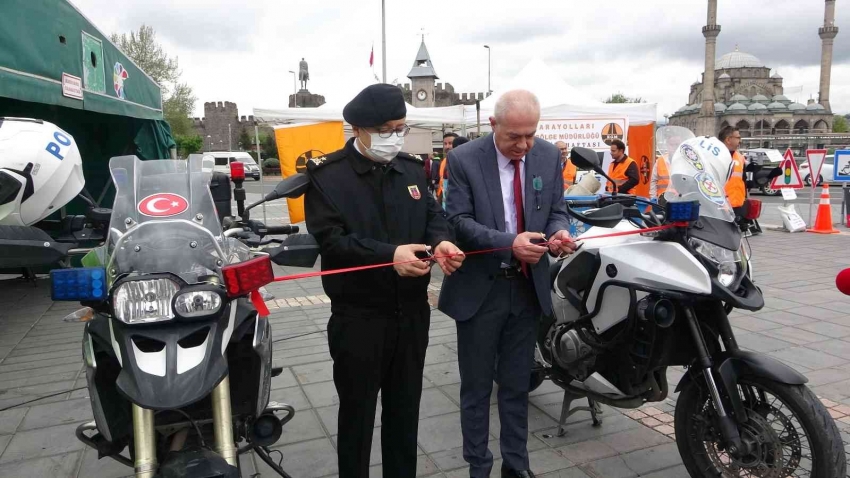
[683,305,745,456]
[131,375,238,478]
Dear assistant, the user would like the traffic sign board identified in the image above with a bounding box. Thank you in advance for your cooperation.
[806,149,828,188]
[769,148,804,189]
[834,150,850,182]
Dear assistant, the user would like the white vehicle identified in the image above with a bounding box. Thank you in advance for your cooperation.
[799,156,834,186]
[209,151,261,180]
[531,136,845,477]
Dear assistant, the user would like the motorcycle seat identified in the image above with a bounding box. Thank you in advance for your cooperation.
[0,225,73,269]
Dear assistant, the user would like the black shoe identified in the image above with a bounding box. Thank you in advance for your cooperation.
[501,464,536,478]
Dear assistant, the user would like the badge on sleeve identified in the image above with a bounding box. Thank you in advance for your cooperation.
[407,185,421,200]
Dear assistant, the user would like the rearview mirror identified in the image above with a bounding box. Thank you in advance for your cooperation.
[570,147,602,171]
[267,234,320,268]
[266,174,310,201]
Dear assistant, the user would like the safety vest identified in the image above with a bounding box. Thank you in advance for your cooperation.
[726,151,746,208]
[651,155,670,199]
[563,159,577,188]
[436,158,448,205]
[606,156,636,193]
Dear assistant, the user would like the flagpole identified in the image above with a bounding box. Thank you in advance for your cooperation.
[381,0,387,83]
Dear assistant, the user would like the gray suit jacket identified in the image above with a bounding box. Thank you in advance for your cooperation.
[438,135,570,322]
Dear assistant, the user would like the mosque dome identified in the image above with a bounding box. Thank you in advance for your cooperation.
[727,103,748,112]
[715,103,727,113]
[748,103,767,111]
[716,48,765,69]
[767,102,787,111]
[806,103,826,111]
[718,73,731,80]
[788,102,807,111]
[730,94,750,104]
[772,94,791,104]
[752,94,770,104]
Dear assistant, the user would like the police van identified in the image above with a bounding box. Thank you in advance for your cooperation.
[209,151,261,180]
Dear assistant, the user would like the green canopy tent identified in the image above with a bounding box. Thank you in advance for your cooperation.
[0,0,176,208]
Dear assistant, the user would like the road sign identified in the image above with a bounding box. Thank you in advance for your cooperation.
[769,148,804,189]
[806,149,828,188]
[834,150,850,182]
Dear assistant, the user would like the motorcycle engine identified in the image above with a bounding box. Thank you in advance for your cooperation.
[547,325,596,381]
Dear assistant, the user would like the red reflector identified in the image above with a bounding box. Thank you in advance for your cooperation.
[744,199,762,220]
[222,256,274,297]
[230,161,245,181]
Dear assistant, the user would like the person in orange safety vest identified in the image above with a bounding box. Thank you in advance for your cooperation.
[555,141,577,189]
[606,139,639,194]
[650,134,683,199]
[718,126,746,208]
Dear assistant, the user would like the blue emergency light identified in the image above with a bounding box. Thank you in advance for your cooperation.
[666,201,701,223]
[50,267,107,302]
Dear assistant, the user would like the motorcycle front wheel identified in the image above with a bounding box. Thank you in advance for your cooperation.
[674,375,845,477]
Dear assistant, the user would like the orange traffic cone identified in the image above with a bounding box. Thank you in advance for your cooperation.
[807,184,840,234]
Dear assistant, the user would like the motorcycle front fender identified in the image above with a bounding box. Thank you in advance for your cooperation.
[676,349,808,418]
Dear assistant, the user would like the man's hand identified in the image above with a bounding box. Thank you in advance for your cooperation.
[434,241,465,276]
[513,232,549,265]
[547,230,578,257]
[393,244,432,277]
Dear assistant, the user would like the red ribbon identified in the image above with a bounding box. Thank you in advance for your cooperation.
[270,223,685,283]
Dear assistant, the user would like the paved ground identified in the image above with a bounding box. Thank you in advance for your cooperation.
[1,194,850,477]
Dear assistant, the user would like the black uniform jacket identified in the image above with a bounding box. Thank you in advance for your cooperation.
[305,139,452,317]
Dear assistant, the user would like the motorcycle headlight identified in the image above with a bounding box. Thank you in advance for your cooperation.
[173,289,223,318]
[113,278,180,324]
[690,238,745,288]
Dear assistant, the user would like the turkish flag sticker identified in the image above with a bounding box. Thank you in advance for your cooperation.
[138,193,189,217]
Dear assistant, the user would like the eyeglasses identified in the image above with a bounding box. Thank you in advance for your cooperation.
[374,125,410,138]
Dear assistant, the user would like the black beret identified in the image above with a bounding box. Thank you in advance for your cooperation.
[343,84,407,127]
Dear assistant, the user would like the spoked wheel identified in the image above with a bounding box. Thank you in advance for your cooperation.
[675,375,846,477]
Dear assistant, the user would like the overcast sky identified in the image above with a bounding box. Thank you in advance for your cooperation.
[71,0,849,121]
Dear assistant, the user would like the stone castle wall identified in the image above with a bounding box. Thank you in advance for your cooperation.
[192,101,272,152]
[399,82,490,107]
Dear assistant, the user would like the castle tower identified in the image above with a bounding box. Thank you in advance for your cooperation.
[407,36,439,108]
[698,0,721,136]
[818,0,839,112]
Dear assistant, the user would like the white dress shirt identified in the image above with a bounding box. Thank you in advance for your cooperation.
[494,136,526,234]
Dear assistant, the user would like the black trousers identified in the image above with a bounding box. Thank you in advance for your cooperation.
[327,305,430,478]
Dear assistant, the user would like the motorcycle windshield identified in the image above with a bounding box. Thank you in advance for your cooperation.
[664,137,735,223]
[105,155,247,284]
[655,126,695,157]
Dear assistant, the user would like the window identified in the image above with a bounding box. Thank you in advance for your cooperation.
[214,157,228,166]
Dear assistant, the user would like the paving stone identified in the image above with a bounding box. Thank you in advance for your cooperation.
[535,413,642,447]
[315,403,382,436]
[0,409,26,435]
[278,408,327,446]
[579,455,637,478]
[489,403,558,434]
[752,310,820,326]
[809,339,850,361]
[292,360,334,385]
[258,437,338,478]
[0,422,85,463]
[302,380,341,408]
[538,468,591,478]
[640,464,689,478]
[271,367,299,389]
[523,448,573,474]
[422,361,461,386]
[598,427,672,454]
[0,452,81,477]
[269,385,311,411]
[419,388,459,418]
[417,412,469,454]
[18,397,92,431]
[796,321,850,338]
[735,332,794,353]
[439,383,498,407]
[761,326,831,345]
[76,446,134,478]
[770,346,849,369]
[425,344,458,366]
[555,439,618,464]
[620,442,682,475]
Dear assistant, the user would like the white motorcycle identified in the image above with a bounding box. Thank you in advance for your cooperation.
[531,137,845,477]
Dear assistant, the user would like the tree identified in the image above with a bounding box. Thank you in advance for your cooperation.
[834,115,849,133]
[174,135,203,158]
[112,25,196,136]
[238,129,252,151]
[604,92,644,104]
[261,133,278,159]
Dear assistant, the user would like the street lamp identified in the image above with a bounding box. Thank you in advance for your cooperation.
[483,45,491,95]
[288,70,297,107]
[206,135,212,152]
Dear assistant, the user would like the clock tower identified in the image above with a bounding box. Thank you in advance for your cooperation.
[407,37,438,108]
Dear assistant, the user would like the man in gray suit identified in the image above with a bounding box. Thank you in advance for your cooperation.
[439,90,576,478]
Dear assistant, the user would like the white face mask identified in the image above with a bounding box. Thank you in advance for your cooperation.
[363,132,405,163]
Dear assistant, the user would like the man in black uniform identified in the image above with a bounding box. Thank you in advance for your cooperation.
[304,83,465,478]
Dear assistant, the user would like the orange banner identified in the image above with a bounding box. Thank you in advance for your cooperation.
[274,122,345,223]
[627,124,655,199]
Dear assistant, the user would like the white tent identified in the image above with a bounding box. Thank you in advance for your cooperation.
[463,58,657,126]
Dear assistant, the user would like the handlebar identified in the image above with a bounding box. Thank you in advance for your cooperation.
[260,225,299,235]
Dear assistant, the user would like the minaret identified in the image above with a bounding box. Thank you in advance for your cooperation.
[698,0,721,136]
[818,0,839,112]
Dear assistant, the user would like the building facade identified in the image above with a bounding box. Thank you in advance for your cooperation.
[400,38,489,108]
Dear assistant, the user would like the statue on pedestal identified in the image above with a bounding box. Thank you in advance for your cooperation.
[299,58,309,91]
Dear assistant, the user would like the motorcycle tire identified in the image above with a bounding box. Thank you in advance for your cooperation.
[674,374,845,477]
